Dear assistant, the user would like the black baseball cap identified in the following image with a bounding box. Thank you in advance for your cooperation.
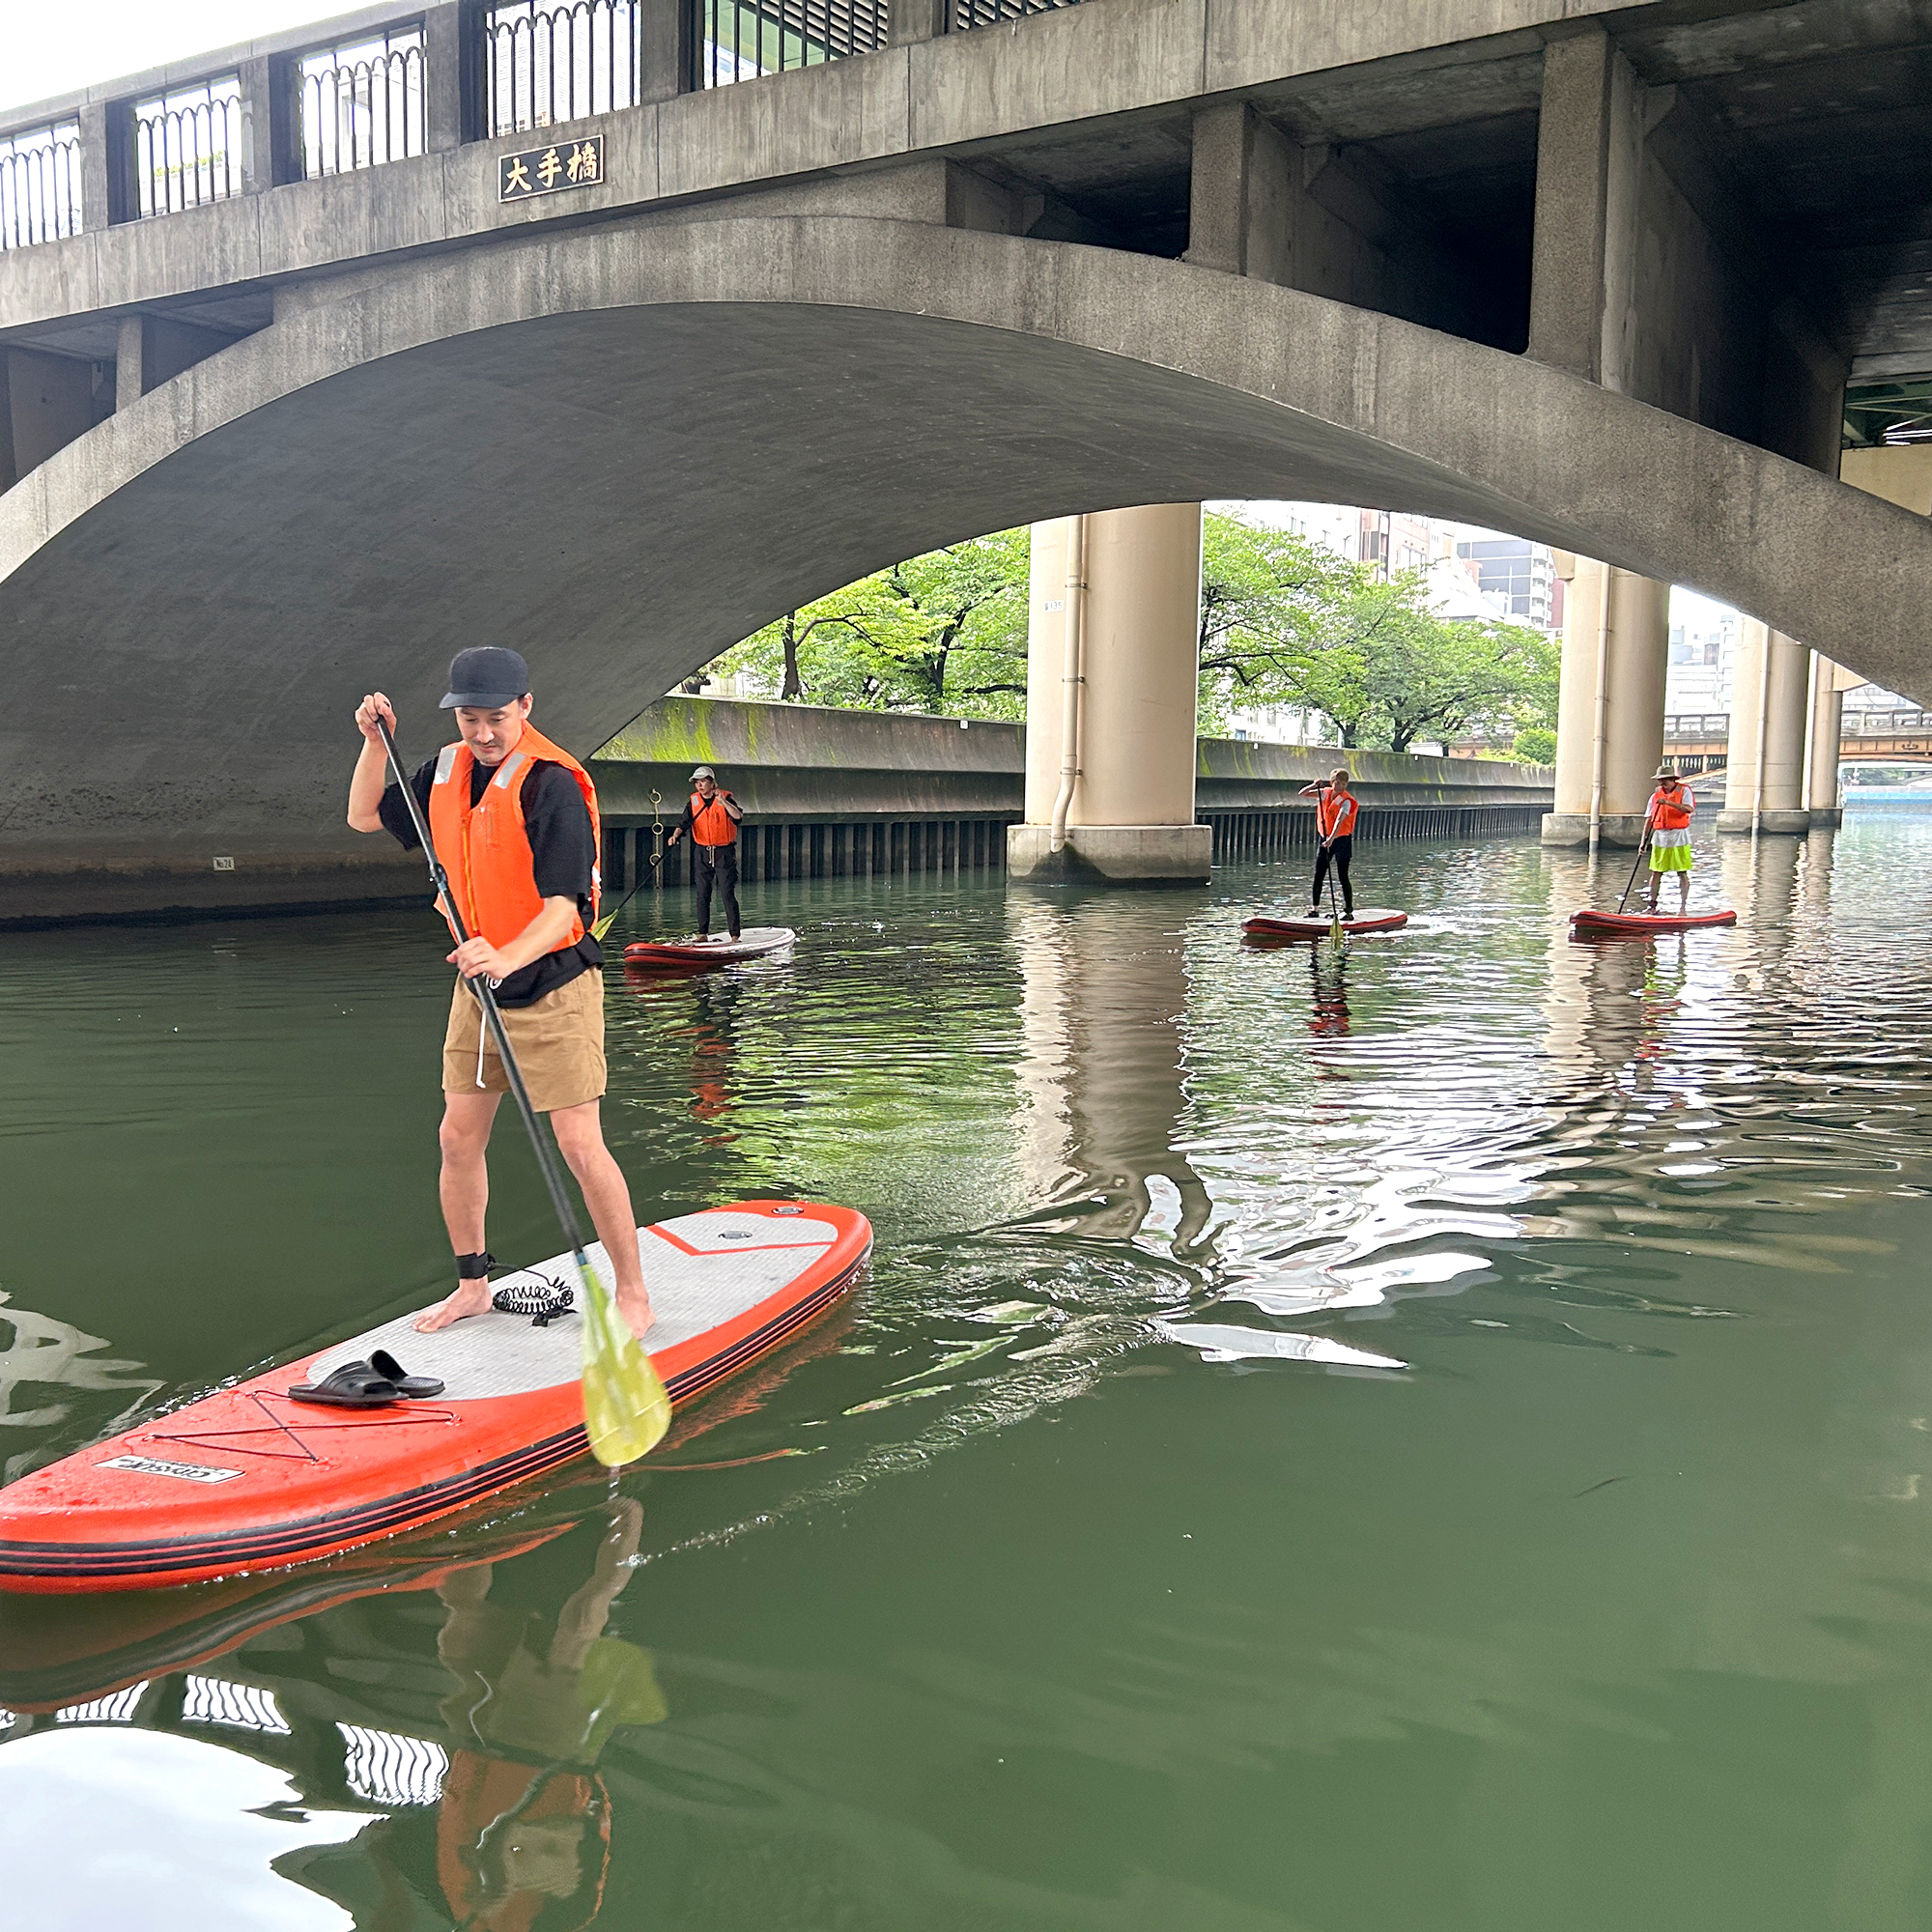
[440,647,531,709]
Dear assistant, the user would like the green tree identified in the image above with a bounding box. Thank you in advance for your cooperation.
[712,528,1031,718]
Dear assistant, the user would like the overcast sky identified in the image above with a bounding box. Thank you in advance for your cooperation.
[5,1,326,116]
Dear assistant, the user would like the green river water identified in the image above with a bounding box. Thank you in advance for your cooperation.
[2,818,1932,1930]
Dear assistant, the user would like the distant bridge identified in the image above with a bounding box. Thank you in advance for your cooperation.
[1662,712,1932,771]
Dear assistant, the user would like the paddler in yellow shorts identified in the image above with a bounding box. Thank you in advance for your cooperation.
[1644,768,1696,915]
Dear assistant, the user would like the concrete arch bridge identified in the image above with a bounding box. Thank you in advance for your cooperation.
[3,0,1931,914]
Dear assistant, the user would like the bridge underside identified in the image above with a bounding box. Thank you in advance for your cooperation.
[3,216,1930,920]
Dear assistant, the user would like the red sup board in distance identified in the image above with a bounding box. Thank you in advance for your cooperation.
[1244,908,1409,940]
[0,1201,869,1595]
[624,926,795,969]
[1570,908,1738,936]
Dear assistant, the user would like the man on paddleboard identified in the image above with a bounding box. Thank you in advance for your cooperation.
[347,648,654,1340]
[1299,769,1358,919]
[665,763,745,942]
[1645,767,1696,915]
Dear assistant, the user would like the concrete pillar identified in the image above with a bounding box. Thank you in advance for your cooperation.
[1840,445,1932,516]
[1542,554,1669,847]
[1184,100,1296,284]
[1803,652,1849,829]
[114,315,235,412]
[1527,29,1640,387]
[1719,621,1810,834]
[424,3,467,151]
[77,101,111,234]
[889,0,948,44]
[3,348,106,485]
[639,0,694,101]
[1009,505,1211,884]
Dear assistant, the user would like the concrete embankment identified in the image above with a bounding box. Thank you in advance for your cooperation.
[593,698,1553,894]
[0,696,1552,924]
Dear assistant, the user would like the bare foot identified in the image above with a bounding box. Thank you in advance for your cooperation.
[414,1280,494,1333]
[615,1284,656,1345]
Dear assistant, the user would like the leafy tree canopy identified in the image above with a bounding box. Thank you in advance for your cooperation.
[706,527,1031,719]
[699,512,1559,753]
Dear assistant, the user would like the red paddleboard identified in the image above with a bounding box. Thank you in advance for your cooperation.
[0,1201,868,1595]
[1243,908,1408,940]
[1570,908,1737,936]
[624,926,795,968]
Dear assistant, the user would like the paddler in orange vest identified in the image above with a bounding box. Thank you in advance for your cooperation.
[1298,768,1358,920]
[1644,766,1696,916]
[664,763,745,943]
[346,648,654,1341]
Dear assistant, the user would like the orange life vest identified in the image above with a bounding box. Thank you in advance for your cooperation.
[1317,789,1358,839]
[426,723,600,952]
[1649,786,1694,831]
[688,790,736,846]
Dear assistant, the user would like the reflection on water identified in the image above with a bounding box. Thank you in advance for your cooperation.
[3,819,1932,1928]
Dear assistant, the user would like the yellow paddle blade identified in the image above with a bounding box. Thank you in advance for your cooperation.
[588,913,614,942]
[577,1258,671,1466]
[1329,917,1346,944]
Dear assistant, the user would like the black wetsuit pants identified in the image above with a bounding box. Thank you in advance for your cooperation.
[1311,836,1354,916]
[694,841,741,938]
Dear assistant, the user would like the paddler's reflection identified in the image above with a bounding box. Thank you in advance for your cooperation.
[1307,944,1350,1039]
[683,977,739,1130]
[297,1497,664,1931]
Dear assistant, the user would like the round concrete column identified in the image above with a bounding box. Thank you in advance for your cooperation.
[1542,556,1670,847]
[1719,621,1811,834]
[1804,652,1845,830]
[1009,505,1212,883]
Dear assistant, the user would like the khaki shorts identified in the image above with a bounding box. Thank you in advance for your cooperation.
[442,969,606,1113]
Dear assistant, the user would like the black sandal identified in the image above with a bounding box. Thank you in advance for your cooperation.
[368,1349,445,1399]
[287,1360,402,1408]
[491,1274,575,1326]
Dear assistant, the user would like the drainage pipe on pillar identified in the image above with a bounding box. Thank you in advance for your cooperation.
[1048,514,1089,855]
[1799,649,1820,819]
[1749,627,1773,838]
[1586,563,1612,856]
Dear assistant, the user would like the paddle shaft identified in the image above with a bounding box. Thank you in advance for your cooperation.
[1614,808,1658,915]
[374,718,592,1263]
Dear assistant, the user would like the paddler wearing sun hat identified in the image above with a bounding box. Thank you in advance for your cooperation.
[1644,766,1696,915]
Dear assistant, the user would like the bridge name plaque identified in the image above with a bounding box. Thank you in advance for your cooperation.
[499,136,604,203]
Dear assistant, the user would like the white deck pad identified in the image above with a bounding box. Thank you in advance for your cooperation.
[312,1211,838,1402]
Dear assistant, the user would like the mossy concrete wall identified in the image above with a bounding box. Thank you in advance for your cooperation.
[590,696,1553,819]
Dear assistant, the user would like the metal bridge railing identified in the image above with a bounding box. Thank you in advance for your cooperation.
[0,0,1107,247]
[697,0,891,86]
[952,0,1083,30]
[483,0,644,135]
[134,75,245,217]
[298,25,428,178]
[0,121,82,251]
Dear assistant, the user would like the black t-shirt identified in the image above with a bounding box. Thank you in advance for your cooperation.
[381,754,603,1008]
